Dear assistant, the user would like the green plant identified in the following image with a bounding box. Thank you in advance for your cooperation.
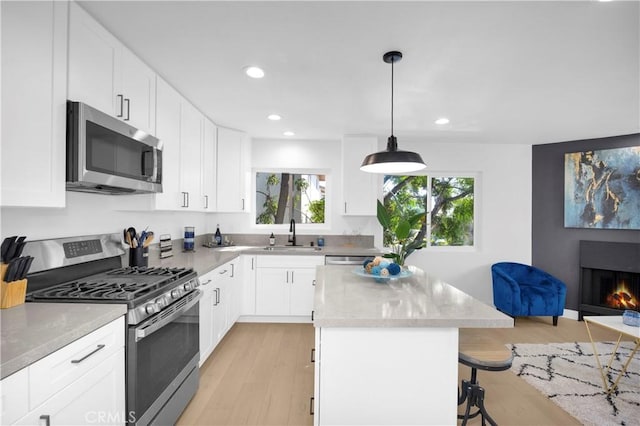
[377,199,425,266]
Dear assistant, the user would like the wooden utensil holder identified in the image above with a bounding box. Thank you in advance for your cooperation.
[1,263,27,309]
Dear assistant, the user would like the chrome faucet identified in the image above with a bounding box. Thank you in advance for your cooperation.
[288,219,296,246]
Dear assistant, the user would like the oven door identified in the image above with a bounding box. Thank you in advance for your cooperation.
[127,290,201,426]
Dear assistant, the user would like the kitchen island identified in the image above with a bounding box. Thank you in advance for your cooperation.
[313,265,513,426]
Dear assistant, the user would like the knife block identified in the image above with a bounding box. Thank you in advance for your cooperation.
[1,263,27,309]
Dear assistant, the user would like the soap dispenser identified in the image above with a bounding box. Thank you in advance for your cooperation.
[269,233,276,246]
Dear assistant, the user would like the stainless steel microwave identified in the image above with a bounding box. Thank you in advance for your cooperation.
[66,101,162,194]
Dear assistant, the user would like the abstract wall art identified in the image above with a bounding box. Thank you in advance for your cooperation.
[564,146,640,229]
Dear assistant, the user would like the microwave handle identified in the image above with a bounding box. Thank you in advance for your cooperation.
[142,149,155,177]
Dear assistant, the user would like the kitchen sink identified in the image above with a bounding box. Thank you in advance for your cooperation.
[263,245,323,251]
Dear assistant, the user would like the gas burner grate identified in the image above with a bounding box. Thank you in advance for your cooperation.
[108,266,188,277]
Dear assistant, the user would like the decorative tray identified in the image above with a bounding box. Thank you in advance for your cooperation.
[352,267,412,281]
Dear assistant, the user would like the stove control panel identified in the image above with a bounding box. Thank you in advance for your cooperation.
[129,276,200,325]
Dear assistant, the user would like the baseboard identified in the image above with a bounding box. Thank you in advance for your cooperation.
[562,309,579,321]
[237,315,312,324]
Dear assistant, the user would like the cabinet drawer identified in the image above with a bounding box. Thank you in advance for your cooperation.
[256,255,324,268]
[0,367,29,425]
[29,317,125,410]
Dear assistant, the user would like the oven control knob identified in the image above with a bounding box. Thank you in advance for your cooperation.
[155,296,168,308]
[183,282,193,292]
[145,303,160,315]
[171,289,182,299]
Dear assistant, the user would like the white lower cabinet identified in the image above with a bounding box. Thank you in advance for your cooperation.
[255,255,323,319]
[198,259,240,365]
[240,255,257,316]
[0,317,126,426]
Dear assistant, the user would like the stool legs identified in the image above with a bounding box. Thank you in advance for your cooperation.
[458,367,498,426]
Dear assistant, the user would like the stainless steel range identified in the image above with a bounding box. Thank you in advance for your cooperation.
[24,234,201,426]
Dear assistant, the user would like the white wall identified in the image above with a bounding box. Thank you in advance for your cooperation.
[397,140,532,304]
[0,192,210,241]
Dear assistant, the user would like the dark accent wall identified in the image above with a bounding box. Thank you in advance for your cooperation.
[532,133,640,311]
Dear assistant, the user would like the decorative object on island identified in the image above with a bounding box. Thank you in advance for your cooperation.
[360,51,426,174]
[376,199,425,266]
[491,262,567,326]
[564,146,640,230]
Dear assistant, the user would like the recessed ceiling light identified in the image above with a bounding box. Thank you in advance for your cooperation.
[268,114,281,121]
[244,66,265,79]
[435,117,450,125]
[283,131,295,136]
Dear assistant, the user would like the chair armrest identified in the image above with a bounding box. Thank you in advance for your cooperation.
[491,266,522,314]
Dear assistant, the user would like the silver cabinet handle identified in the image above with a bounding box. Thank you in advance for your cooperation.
[124,98,130,121]
[291,270,294,283]
[231,263,235,278]
[201,279,212,286]
[344,202,347,214]
[116,94,124,117]
[39,415,50,426]
[71,344,105,364]
[219,269,228,275]
[204,195,209,209]
[182,192,189,208]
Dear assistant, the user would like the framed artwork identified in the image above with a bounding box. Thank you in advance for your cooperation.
[564,146,640,229]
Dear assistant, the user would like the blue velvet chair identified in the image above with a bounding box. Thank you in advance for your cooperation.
[491,262,567,326]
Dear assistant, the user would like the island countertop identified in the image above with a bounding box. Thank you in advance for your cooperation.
[313,265,513,328]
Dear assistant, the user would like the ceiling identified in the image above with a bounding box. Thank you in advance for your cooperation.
[79,1,639,145]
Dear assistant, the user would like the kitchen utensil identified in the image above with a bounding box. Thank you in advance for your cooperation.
[1,237,14,262]
[142,234,154,248]
[1,236,17,263]
[124,228,133,247]
[127,227,137,247]
[4,258,20,282]
[17,256,33,280]
[13,241,26,259]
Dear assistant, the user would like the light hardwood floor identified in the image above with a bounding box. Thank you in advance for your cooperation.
[177,317,621,426]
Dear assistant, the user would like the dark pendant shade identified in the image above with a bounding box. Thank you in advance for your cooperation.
[361,51,426,174]
[360,136,426,174]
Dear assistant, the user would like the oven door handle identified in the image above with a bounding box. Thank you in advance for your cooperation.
[134,290,202,342]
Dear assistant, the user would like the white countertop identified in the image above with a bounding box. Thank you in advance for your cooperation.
[313,265,514,328]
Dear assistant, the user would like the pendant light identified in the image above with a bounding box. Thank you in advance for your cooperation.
[361,51,426,174]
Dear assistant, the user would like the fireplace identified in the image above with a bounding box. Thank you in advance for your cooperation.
[579,240,640,319]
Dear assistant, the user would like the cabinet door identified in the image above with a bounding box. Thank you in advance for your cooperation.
[289,268,317,316]
[121,48,156,134]
[179,102,203,211]
[201,119,217,211]
[216,127,248,212]
[15,348,125,426]
[68,2,121,116]
[154,78,183,210]
[241,255,257,316]
[342,136,379,215]
[1,0,67,207]
[256,268,289,315]
[212,277,228,347]
[198,273,215,365]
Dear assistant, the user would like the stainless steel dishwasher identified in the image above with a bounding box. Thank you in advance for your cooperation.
[324,255,373,265]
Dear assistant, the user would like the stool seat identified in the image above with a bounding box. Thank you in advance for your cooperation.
[458,345,513,426]
[459,347,513,371]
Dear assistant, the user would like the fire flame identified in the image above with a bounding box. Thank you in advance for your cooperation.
[605,280,638,310]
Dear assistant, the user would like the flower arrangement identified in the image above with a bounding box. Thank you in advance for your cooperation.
[377,199,425,266]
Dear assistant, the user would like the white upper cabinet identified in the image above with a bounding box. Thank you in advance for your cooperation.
[68,2,156,135]
[201,119,218,211]
[154,78,183,210]
[179,102,204,211]
[217,127,250,212]
[1,0,67,207]
[342,136,379,215]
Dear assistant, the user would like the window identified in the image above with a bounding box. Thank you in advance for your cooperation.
[383,175,475,247]
[255,172,326,224]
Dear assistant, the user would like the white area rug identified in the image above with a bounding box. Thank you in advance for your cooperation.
[508,341,640,426]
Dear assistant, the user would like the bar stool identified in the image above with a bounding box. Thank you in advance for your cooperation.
[457,346,513,426]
